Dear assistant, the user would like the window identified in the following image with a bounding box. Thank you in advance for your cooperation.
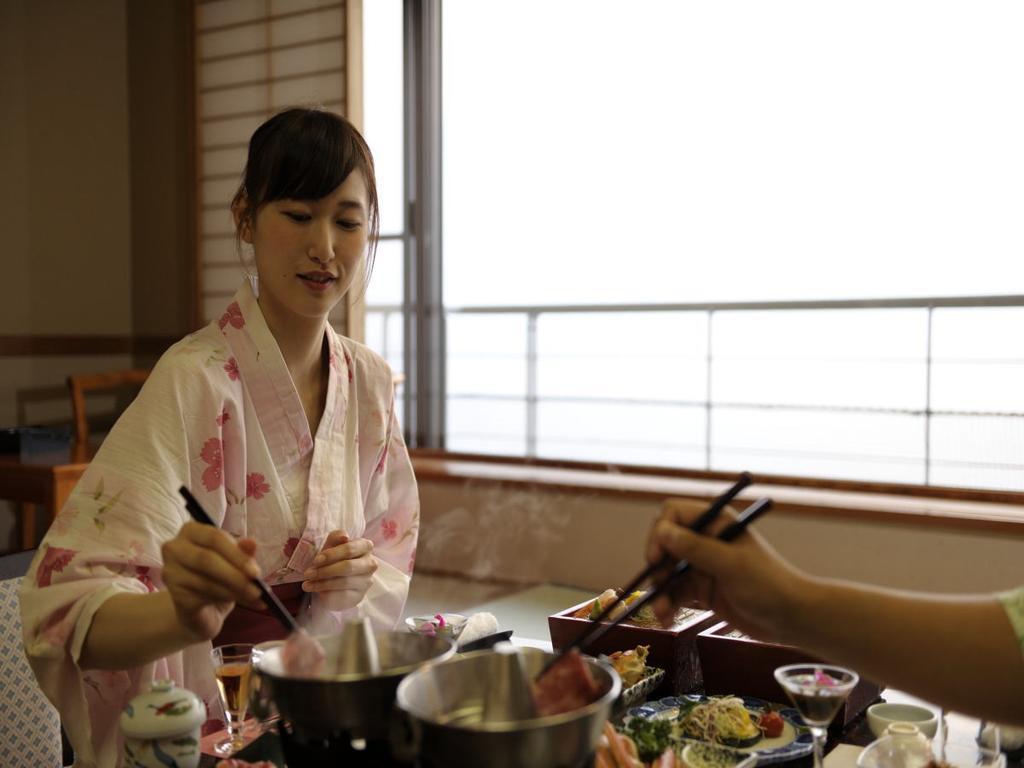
[358,2,1024,493]
[361,0,406,397]
[432,1,1024,492]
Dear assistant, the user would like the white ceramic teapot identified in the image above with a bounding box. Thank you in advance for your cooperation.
[120,679,204,768]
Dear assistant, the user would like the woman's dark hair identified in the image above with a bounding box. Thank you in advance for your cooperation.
[232,107,379,280]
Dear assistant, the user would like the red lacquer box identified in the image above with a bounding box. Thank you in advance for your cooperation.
[696,621,883,728]
[548,599,719,694]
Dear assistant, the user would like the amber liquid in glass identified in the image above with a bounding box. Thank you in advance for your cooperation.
[215,661,251,718]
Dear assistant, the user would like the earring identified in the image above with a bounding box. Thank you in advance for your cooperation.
[240,243,259,297]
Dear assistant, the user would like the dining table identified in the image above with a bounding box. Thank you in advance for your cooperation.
[195,635,1023,768]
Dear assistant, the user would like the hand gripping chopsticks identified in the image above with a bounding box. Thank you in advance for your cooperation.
[179,485,299,633]
[538,471,756,677]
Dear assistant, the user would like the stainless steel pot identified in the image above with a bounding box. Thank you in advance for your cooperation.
[251,630,455,742]
[396,648,621,768]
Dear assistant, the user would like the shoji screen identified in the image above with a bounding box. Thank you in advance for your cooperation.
[194,0,352,330]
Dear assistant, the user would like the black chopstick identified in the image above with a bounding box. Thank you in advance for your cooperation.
[538,472,753,677]
[178,485,299,634]
[569,496,773,659]
[585,471,753,631]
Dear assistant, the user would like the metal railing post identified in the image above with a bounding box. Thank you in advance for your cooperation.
[925,305,934,485]
[705,309,714,471]
[526,311,538,458]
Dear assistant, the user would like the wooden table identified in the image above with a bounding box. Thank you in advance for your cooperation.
[196,690,1019,768]
[0,439,95,549]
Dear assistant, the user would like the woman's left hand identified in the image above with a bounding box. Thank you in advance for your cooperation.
[302,530,378,608]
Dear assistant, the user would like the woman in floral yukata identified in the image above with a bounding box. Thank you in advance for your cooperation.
[19,108,419,767]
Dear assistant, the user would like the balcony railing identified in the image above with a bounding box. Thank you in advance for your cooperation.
[367,294,1024,491]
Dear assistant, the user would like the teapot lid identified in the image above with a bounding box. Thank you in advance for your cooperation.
[120,679,205,739]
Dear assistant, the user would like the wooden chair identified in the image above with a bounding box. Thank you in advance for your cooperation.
[12,369,150,551]
[66,369,150,446]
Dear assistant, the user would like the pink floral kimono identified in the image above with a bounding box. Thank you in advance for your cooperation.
[19,283,418,767]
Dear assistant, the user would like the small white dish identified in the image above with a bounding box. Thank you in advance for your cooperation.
[866,703,938,738]
[405,613,468,640]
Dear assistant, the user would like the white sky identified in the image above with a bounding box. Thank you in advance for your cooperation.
[440,1,1024,307]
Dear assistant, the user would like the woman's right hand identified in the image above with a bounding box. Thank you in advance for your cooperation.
[161,522,263,641]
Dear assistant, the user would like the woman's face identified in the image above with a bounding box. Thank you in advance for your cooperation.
[240,170,369,322]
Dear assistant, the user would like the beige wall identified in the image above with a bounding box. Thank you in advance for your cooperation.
[416,479,1024,595]
[127,0,194,347]
[0,0,193,548]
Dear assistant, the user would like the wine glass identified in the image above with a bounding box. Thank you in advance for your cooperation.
[211,642,255,756]
[774,664,859,768]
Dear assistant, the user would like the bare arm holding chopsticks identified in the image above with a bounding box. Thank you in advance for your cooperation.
[79,523,264,669]
[646,499,1024,726]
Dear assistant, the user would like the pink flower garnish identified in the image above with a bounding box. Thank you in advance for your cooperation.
[434,613,446,629]
[813,668,839,687]
[418,621,437,637]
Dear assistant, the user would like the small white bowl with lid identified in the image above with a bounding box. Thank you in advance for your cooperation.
[120,679,205,768]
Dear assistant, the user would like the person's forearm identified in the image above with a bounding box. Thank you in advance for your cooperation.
[778,576,1024,725]
[79,590,202,670]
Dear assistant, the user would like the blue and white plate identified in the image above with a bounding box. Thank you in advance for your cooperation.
[626,694,814,765]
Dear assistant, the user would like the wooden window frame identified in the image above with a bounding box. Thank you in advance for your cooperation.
[410,448,1024,534]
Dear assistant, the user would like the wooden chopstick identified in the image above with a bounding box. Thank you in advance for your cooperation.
[178,485,300,633]
[538,472,754,677]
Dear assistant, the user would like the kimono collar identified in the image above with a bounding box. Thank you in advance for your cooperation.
[218,282,351,474]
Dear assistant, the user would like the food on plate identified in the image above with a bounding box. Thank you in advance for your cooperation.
[280,628,326,677]
[623,716,675,762]
[676,696,763,748]
[417,613,448,637]
[531,648,603,717]
[574,589,620,620]
[597,721,682,768]
[609,645,651,687]
[682,742,754,768]
[572,589,664,628]
[598,721,645,767]
[757,710,785,738]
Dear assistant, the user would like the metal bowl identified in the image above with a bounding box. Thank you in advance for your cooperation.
[251,630,455,742]
[396,648,621,768]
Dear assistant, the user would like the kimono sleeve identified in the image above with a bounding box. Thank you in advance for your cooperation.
[17,344,234,768]
[357,397,420,631]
